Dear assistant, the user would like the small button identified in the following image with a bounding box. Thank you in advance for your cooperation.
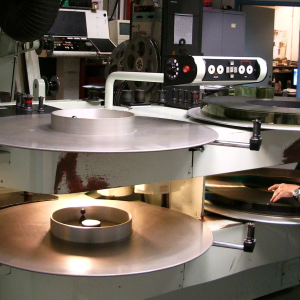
[208,65,215,75]
[217,65,224,74]
[239,65,245,74]
[247,65,253,74]
[183,65,191,73]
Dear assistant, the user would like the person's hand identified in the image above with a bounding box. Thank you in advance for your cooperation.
[268,183,300,202]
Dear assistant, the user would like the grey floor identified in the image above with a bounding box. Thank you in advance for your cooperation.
[255,284,300,299]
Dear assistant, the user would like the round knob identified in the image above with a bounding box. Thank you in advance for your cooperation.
[79,208,86,224]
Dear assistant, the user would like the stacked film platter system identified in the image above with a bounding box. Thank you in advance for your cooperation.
[205,168,300,224]
[188,87,300,130]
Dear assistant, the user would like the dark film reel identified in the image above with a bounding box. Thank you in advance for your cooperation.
[105,40,129,79]
[123,35,160,92]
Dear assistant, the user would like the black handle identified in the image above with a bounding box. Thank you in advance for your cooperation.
[250,119,262,151]
[38,96,45,113]
[243,222,256,252]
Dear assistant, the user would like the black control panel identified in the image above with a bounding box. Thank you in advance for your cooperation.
[52,37,97,51]
[161,0,203,59]
[164,56,198,85]
[203,58,261,82]
[164,55,266,86]
[131,0,203,69]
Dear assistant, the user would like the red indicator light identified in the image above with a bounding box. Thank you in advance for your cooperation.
[183,65,190,73]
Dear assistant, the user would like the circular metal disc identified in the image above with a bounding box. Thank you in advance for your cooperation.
[0,199,212,276]
[50,205,132,243]
[188,96,300,130]
[0,192,58,209]
[204,168,300,224]
[0,114,218,152]
[51,109,135,135]
[205,201,300,224]
[202,96,300,114]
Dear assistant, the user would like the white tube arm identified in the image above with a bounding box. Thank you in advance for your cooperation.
[104,72,164,110]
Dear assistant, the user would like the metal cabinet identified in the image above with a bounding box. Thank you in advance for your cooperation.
[202,9,245,56]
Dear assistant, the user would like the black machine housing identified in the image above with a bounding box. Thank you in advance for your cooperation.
[130,0,203,108]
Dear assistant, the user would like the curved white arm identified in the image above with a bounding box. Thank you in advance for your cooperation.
[104,72,164,110]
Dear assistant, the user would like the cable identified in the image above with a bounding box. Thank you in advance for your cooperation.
[109,0,120,21]
[60,0,67,7]
[114,81,128,106]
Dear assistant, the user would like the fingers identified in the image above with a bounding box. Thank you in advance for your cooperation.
[270,189,280,202]
[268,184,280,191]
[269,183,285,202]
[268,183,299,202]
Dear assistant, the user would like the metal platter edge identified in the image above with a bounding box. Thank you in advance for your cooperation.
[0,199,213,276]
[205,200,300,225]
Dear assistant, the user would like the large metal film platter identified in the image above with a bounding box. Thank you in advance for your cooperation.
[0,199,212,276]
[187,88,300,130]
[0,108,215,275]
[0,108,218,152]
[204,168,300,224]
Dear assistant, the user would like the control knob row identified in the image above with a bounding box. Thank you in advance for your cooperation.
[208,64,254,75]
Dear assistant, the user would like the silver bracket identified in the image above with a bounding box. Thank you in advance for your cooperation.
[209,119,262,151]
[209,140,249,149]
[213,223,256,253]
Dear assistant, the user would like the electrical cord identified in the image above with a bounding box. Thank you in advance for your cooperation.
[60,0,67,7]
[114,81,128,106]
[109,0,121,21]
